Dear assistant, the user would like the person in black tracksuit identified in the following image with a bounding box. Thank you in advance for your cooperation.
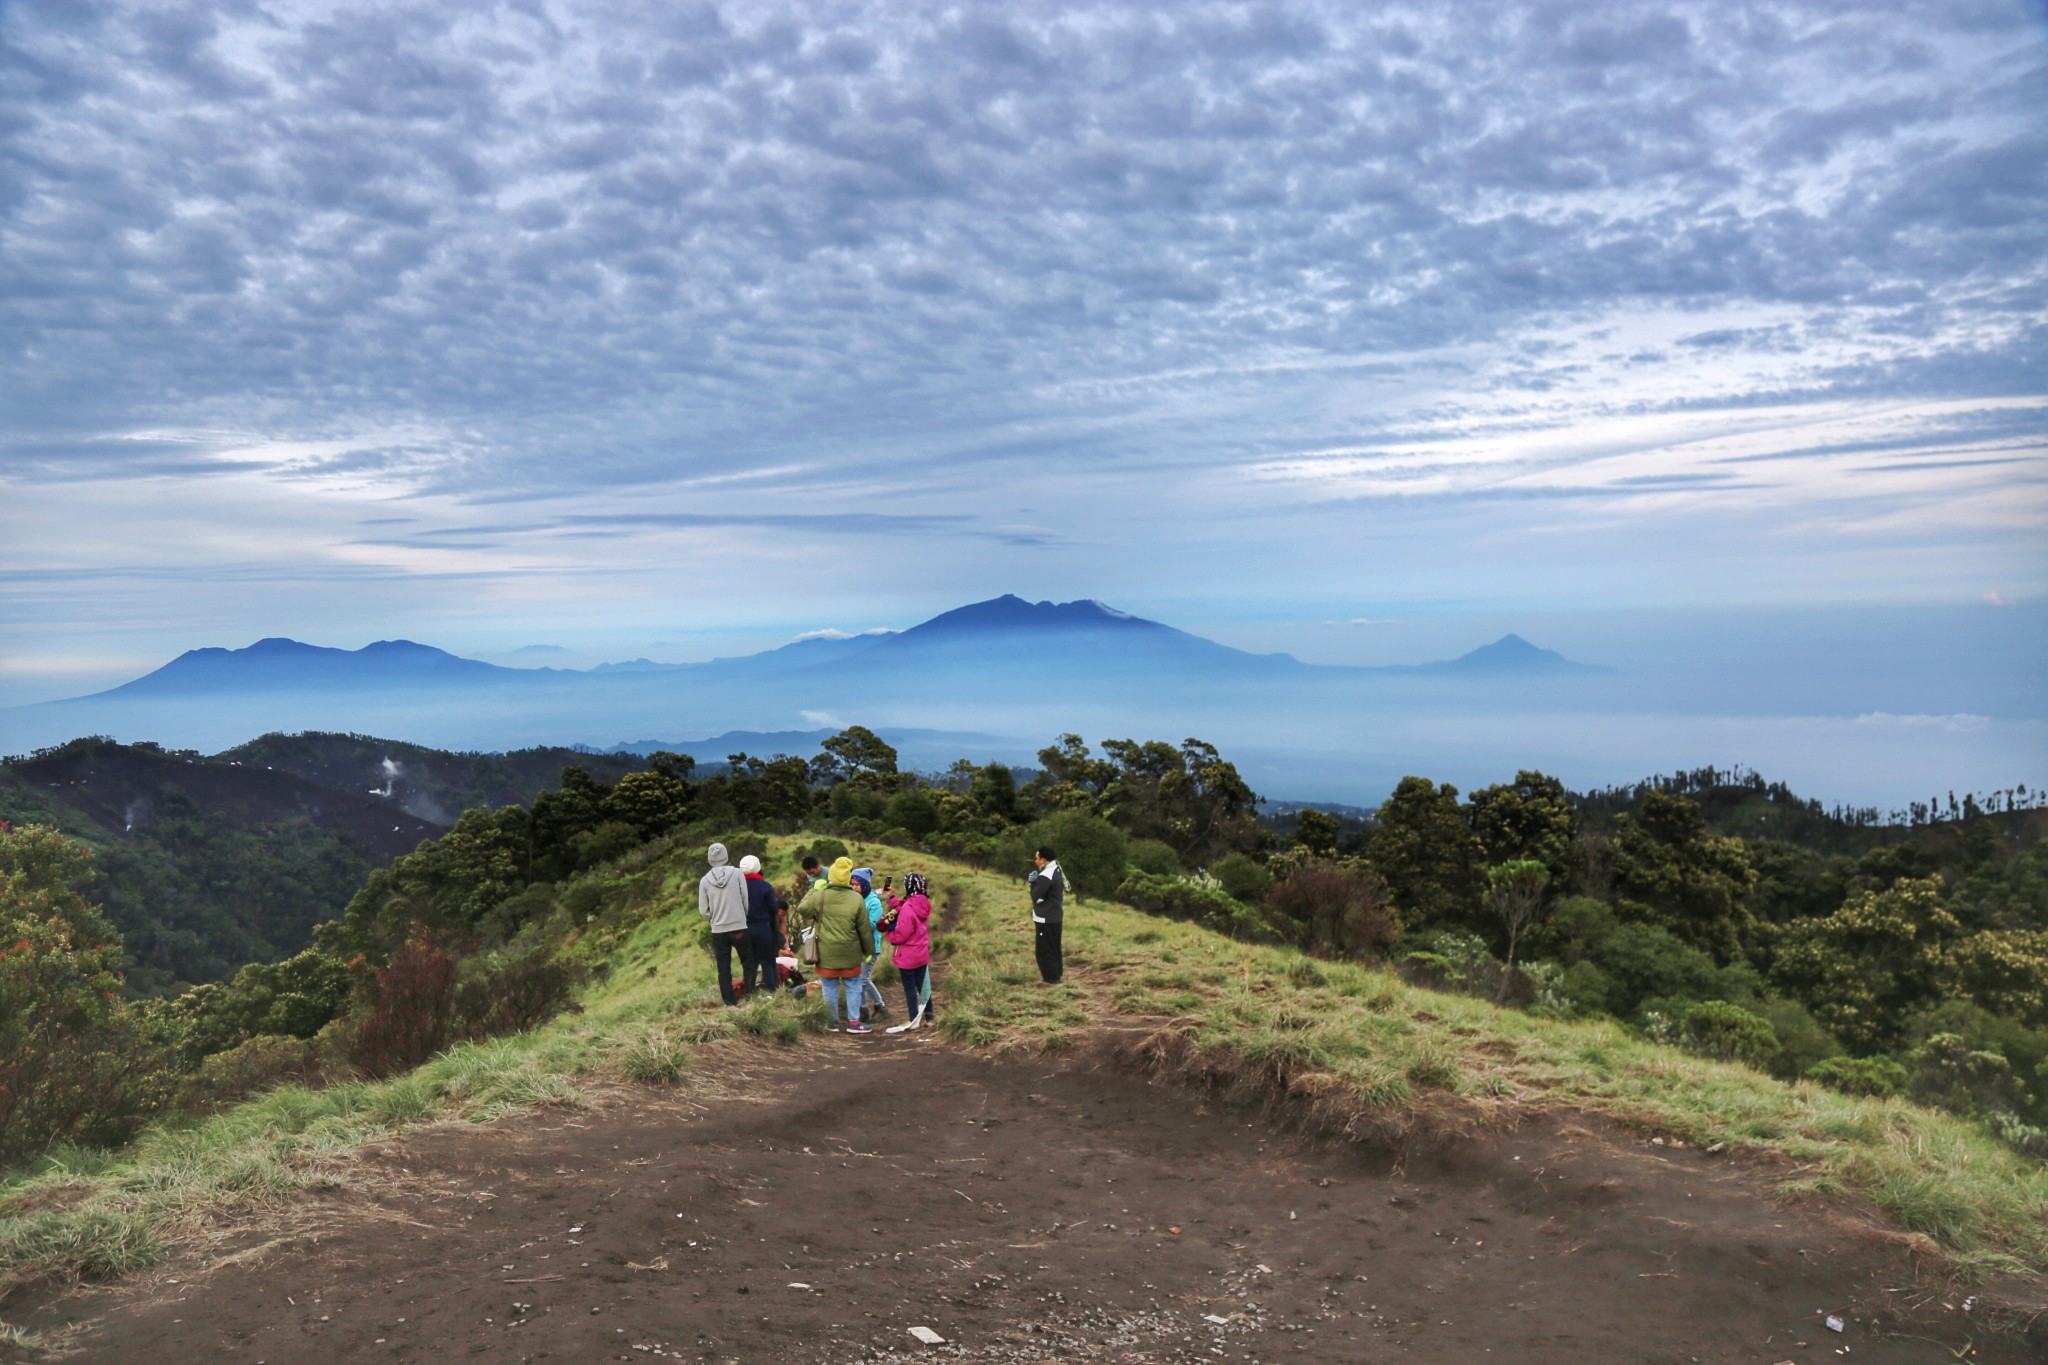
[739,854,784,996]
[1028,845,1065,984]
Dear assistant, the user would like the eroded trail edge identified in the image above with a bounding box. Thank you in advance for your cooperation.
[10,1034,2028,1364]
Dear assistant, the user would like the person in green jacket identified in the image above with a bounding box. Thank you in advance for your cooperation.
[793,856,877,1034]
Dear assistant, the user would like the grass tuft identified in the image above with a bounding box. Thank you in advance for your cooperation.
[617,1025,695,1085]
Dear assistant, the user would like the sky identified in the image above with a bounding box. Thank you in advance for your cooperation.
[3,1,2045,740]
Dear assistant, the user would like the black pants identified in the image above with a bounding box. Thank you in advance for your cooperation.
[713,929,755,1004]
[1034,919,1063,983]
[898,963,934,1019]
[745,922,778,995]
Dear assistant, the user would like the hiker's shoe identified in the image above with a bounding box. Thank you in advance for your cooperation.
[845,1021,872,1035]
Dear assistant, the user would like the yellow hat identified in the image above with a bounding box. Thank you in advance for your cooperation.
[828,856,855,886]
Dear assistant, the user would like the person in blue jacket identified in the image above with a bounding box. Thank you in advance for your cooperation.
[850,867,889,1021]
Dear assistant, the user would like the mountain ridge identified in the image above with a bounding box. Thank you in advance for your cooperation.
[87,596,1594,699]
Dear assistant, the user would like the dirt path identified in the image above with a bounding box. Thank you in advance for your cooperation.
[11,1028,2018,1364]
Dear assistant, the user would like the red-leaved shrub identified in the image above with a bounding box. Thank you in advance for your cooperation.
[1266,858,1400,959]
[345,927,461,1078]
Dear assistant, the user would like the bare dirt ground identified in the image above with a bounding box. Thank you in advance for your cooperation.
[9,1027,2030,1365]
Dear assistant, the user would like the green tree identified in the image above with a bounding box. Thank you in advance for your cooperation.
[723,754,816,827]
[1096,737,1260,864]
[1364,777,1477,931]
[1772,877,1960,1052]
[1948,930,2048,1028]
[1467,771,1578,890]
[1,823,176,1163]
[604,769,693,840]
[1290,808,1341,857]
[812,726,900,790]
[968,761,1019,823]
[884,788,942,837]
[1605,791,1758,963]
[1027,734,1117,812]
[1484,858,1550,1001]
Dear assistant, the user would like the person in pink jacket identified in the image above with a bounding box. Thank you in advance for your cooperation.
[882,870,936,1025]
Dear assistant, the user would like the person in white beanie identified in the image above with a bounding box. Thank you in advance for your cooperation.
[738,853,783,997]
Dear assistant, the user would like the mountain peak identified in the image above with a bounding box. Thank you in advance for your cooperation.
[905,595,1165,637]
[101,636,509,698]
[1430,633,1596,674]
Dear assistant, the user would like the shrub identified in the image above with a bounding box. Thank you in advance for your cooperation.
[1908,1033,2021,1117]
[1553,959,1615,1015]
[1808,1055,1908,1098]
[1115,870,1282,942]
[1758,998,1844,1079]
[346,927,461,1078]
[1210,853,1271,904]
[805,837,850,865]
[1266,858,1398,959]
[179,1035,327,1111]
[1680,1000,1781,1068]
[1126,839,1181,877]
[0,1011,182,1167]
[452,945,582,1041]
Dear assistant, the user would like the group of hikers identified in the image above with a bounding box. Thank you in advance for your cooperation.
[694,842,1069,1034]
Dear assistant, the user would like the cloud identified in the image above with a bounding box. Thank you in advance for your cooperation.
[0,0,2041,673]
[793,628,891,642]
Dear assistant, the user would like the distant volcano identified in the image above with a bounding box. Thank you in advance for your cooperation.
[99,637,518,697]
[1411,633,1608,675]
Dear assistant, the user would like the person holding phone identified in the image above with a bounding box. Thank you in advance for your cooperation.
[883,871,935,1024]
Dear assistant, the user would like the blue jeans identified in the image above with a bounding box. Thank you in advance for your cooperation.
[819,976,860,1027]
[855,953,886,1013]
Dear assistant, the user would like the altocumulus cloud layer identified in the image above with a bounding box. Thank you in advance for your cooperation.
[1,0,2045,687]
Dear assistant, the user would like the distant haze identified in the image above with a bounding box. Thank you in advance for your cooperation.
[4,597,2039,810]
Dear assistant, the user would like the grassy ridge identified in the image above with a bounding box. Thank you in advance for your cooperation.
[3,835,2044,1327]
[932,854,2048,1279]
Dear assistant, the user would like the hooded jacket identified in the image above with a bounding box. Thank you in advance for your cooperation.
[883,891,932,970]
[697,843,750,934]
[793,856,876,971]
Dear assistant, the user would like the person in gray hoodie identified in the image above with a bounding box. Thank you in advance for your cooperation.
[699,843,754,1005]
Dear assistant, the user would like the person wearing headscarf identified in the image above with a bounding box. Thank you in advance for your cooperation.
[793,856,878,1033]
[850,867,889,1022]
[882,870,936,1025]
[698,843,753,1005]
[738,854,783,997]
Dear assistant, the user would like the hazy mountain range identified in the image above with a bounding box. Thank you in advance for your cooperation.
[3,596,2035,807]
